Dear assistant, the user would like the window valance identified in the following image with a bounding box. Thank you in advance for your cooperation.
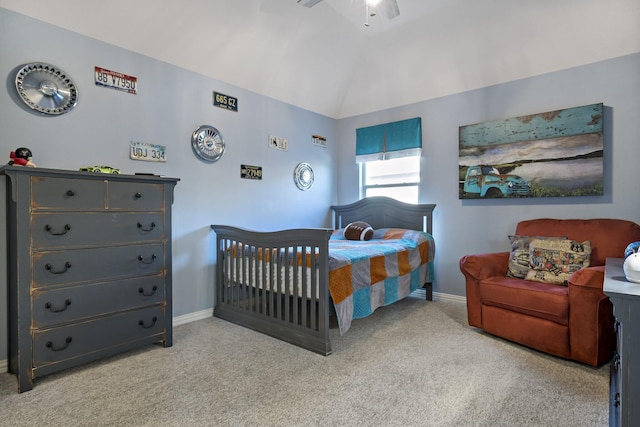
[356,117,422,162]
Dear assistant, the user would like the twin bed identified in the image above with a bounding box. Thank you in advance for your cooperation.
[210,197,436,355]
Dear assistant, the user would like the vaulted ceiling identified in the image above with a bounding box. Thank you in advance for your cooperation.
[1,0,638,118]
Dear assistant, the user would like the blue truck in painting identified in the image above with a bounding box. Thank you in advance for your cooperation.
[462,165,531,198]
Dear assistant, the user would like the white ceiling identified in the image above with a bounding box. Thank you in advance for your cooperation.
[1,0,639,118]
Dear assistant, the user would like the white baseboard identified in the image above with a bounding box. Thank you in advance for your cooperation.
[172,308,213,326]
[0,298,466,369]
[433,292,467,304]
[412,288,467,304]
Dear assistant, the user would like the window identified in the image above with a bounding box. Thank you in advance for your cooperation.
[356,117,422,204]
[361,156,420,203]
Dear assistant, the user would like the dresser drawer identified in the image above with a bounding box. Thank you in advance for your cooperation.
[31,176,105,210]
[33,305,166,366]
[32,275,166,328]
[32,244,165,288]
[108,181,165,210]
[31,212,165,248]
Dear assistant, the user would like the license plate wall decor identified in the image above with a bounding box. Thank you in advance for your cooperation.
[130,142,166,162]
[213,91,238,112]
[458,103,603,199]
[312,134,327,147]
[269,135,288,151]
[241,164,262,180]
[95,67,137,94]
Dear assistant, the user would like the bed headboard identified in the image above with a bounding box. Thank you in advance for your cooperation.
[331,197,436,234]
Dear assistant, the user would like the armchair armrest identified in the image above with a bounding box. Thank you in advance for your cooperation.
[459,252,509,327]
[459,252,509,280]
[568,266,615,366]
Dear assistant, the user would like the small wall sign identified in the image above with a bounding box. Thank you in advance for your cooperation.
[241,164,262,180]
[130,142,166,162]
[312,134,327,147]
[213,91,238,112]
[269,135,288,151]
[95,66,137,94]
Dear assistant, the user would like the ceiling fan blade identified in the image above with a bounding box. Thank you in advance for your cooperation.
[297,0,323,7]
[380,0,400,19]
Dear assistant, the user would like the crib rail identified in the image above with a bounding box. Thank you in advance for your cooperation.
[211,225,334,355]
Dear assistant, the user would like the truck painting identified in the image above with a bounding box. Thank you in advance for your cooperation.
[462,165,530,198]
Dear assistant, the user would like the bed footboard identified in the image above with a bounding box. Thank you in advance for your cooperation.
[211,225,334,355]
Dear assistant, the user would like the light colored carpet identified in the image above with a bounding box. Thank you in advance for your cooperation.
[0,297,609,426]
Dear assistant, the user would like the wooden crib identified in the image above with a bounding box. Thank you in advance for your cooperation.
[210,197,436,355]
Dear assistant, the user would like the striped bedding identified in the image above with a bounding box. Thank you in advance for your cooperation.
[329,228,435,334]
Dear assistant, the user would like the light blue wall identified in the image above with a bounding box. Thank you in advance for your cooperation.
[336,53,640,299]
[1,7,639,365]
[0,9,337,361]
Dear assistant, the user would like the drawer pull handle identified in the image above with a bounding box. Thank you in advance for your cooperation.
[45,299,72,312]
[139,285,158,296]
[134,192,142,199]
[45,224,71,236]
[139,316,158,329]
[614,392,620,408]
[137,221,156,232]
[138,254,157,264]
[45,261,72,274]
[46,336,72,352]
[66,190,75,197]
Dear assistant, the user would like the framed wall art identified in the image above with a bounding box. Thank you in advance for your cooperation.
[458,103,603,199]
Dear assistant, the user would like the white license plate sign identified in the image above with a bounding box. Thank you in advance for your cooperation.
[95,66,137,94]
[130,142,166,162]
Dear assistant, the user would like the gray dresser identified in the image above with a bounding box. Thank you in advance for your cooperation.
[603,257,640,427]
[1,166,179,392]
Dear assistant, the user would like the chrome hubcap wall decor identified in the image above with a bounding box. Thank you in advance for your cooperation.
[15,63,78,115]
[191,125,225,162]
[294,162,314,190]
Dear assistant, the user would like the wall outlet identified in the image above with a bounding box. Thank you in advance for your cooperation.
[269,135,288,151]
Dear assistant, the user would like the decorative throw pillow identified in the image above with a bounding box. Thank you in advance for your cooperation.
[506,235,567,279]
[525,238,591,285]
[343,221,374,241]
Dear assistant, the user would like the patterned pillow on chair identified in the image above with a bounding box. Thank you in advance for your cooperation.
[525,238,591,285]
[506,235,567,278]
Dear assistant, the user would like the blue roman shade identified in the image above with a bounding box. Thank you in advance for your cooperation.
[356,117,422,162]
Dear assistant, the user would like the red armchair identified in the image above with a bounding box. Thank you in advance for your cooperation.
[460,218,640,366]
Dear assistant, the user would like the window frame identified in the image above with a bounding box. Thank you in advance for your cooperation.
[360,156,421,203]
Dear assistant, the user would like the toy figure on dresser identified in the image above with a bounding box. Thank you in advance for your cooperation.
[8,147,36,167]
[623,241,640,283]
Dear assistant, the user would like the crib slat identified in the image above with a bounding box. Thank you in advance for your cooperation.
[211,225,333,355]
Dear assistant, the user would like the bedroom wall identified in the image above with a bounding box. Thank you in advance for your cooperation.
[336,52,640,300]
[1,7,638,366]
[0,9,337,362]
